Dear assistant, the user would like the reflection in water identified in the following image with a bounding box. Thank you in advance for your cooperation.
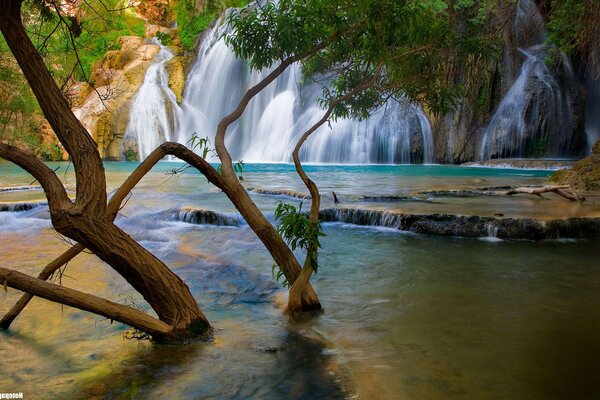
[1,162,600,399]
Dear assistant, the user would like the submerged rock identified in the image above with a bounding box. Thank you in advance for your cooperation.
[246,187,312,200]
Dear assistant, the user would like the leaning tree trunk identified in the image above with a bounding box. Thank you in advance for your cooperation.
[218,179,322,311]
[0,0,209,341]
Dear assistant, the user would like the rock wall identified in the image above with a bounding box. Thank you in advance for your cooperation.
[70,26,185,160]
[430,0,588,163]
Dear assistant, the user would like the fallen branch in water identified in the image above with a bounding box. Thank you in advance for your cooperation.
[506,185,585,201]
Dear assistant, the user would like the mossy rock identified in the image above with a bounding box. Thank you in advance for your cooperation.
[592,140,600,155]
[103,48,138,70]
[550,152,600,191]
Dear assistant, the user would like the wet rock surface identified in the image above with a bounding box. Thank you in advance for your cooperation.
[319,208,600,240]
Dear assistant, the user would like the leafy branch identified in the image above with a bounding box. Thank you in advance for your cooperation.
[272,201,325,287]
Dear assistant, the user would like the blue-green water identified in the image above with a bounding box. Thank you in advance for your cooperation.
[1,162,599,399]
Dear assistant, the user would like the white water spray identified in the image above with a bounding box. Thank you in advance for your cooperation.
[129,24,434,163]
[123,39,183,159]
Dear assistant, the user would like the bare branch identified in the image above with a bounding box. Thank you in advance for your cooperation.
[506,185,584,201]
[0,267,172,338]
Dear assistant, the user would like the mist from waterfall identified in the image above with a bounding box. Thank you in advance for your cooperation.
[586,76,600,149]
[123,39,183,159]
[129,22,434,164]
[479,0,574,160]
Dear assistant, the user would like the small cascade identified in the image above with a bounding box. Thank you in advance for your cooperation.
[0,185,42,192]
[128,20,433,164]
[319,208,600,239]
[485,223,500,238]
[480,0,577,160]
[0,201,47,212]
[480,46,573,159]
[176,208,244,226]
[123,38,183,160]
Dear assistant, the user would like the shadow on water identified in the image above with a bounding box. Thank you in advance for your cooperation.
[64,326,346,400]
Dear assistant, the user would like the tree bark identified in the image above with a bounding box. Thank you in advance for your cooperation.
[287,78,378,310]
[0,3,210,340]
[506,185,584,201]
[1,142,220,330]
[0,268,173,339]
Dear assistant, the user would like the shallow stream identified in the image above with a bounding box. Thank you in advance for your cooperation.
[1,162,599,399]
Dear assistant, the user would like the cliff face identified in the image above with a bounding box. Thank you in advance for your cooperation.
[69,25,184,160]
[430,0,588,163]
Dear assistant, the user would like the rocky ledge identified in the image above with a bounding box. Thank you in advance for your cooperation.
[462,159,575,170]
[319,208,600,240]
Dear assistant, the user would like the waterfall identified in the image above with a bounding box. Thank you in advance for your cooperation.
[479,46,573,159]
[585,76,600,149]
[123,39,183,160]
[479,0,575,160]
[128,22,433,164]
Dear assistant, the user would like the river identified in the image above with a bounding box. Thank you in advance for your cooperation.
[1,162,599,399]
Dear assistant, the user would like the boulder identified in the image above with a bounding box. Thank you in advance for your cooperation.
[549,141,600,191]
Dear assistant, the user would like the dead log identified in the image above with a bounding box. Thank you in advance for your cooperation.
[506,185,585,201]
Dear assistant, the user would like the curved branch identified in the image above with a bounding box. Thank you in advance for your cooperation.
[288,72,379,309]
[0,267,173,338]
[0,142,223,329]
[214,42,328,177]
[0,144,71,213]
[0,0,107,214]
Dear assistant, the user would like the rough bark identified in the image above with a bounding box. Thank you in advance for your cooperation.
[287,78,378,311]
[1,143,221,330]
[0,1,210,341]
[506,185,584,201]
[0,268,172,338]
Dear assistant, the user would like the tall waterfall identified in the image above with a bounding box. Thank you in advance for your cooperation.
[128,23,434,164]
[123,39,183,159]
[479,0,575,160]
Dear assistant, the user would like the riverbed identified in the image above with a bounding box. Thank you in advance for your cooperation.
[1,162,599,399]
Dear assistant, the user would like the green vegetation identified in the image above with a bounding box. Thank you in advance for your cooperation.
[545,0,598,73]
[124,147,138,161]
[175,0,250,50]
[226,0,499,120]
[0,0,145,152]
[272,202,325,287]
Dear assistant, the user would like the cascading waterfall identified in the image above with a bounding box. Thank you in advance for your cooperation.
[129,22,434,164]
[123,39,183,160]
[479,46,572,159]
[479,0,575,160]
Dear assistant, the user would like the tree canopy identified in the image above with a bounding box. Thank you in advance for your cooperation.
[226,0,500,118]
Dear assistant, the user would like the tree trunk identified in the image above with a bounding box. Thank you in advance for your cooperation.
[0,268,172,339]
[0,1,210,341]
[219,180,322,311]
[55,218,210,334]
